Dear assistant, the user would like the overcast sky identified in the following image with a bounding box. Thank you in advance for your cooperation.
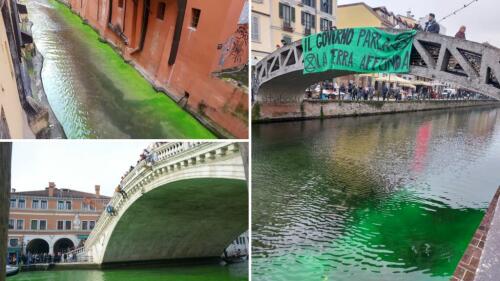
[12,141,151,197]
[338,0,500,47]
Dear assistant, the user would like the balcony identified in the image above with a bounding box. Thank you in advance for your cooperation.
[282,21,294,32]
[304,28,316,36]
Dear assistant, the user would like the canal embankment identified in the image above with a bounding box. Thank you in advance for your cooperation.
[253,99,500,122]
[21,17,66,139]
[453,186,500,281]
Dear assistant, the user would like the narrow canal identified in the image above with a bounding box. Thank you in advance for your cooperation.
[26,0,215,139]
[252,106,500,281]
[8,263,247,281]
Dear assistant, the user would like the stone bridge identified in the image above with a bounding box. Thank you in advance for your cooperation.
[80,142,247,265]
[254,30,500,103]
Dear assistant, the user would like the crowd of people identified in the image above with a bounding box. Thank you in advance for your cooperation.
[307,80,487,102]
[8,250,78,266]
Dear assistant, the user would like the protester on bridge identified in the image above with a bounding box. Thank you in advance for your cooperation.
[424,13,440,34]
[115,184,128,198]
[455,26,466,40]
[106,204,117,216]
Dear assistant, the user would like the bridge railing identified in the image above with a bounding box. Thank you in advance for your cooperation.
[254,29,500,100]
[85,142,240,248]
[62,246,93,263]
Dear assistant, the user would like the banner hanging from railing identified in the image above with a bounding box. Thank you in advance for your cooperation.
[302,28,417,75]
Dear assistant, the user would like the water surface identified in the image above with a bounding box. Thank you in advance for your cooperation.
[9,263,247,281]
[252,107,500,281]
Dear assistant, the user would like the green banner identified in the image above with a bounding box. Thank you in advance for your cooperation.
[302,27,417,75]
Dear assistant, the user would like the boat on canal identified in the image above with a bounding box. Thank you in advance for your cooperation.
[6,265,19,277]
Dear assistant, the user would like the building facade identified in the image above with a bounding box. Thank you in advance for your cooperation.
[7,183,110,260]
[0,0,37,139]
[337,2,406,29]
[61,0,249,138]
[251,0,337,63]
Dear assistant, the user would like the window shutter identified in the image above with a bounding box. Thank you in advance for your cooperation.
[312,15,316,29]
[279,3,283,18]
[291,7,295,22]
[301,11,304,25]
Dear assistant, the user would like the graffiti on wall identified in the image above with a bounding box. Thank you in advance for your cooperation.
[217,1,249,70]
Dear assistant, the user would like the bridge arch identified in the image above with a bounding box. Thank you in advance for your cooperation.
[101,177,247,263]
[84,142,247,264]
[254,31,500,103]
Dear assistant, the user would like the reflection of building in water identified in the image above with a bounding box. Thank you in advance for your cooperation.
[7,183,110,261]
[412,122,432,174]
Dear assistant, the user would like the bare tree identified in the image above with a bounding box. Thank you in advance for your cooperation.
[0,143,12,281]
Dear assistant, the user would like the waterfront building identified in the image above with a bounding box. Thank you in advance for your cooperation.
[334,2,436,91]
[61,0,249,138]
[7,182,110,261]
[225,231,249,257]
[0,0,44,138]
[336,2,411,29]
[251,0,337,63]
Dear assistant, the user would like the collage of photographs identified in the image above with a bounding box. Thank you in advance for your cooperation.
[1,0,500,280]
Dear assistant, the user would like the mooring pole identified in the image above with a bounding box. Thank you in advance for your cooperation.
[0,142,12,281]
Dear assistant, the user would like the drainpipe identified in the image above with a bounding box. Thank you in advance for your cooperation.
[129,0,148,55]
[107,0,113,25]
[168,0,187,66]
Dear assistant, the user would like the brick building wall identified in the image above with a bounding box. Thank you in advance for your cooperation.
[63,0,249,138]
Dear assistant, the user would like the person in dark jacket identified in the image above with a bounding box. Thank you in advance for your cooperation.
[424,13,440,34]
[455,26,466,39]
[382,84,389,101]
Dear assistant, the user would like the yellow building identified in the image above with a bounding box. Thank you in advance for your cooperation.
[336,2,393,29]
[0,1,34,138]
[251,0,337,63]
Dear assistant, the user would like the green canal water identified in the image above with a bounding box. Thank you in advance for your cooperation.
[27,0,215,139]
[252,107,500,281]
[8,263,247,281]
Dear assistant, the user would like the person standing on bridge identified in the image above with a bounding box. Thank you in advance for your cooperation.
[455,26,466,40]
[424,13,440,34]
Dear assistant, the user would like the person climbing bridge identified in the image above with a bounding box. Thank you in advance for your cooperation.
[115,184,128,198]
[106,204,117,216]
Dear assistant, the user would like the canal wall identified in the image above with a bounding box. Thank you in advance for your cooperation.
[452,187,500,281]
[253,100,500,122]
[56,0,248,139]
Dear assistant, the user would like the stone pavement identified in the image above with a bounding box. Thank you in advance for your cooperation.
[452,187,500,281]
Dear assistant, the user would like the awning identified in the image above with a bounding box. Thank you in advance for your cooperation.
[412,80,433,86]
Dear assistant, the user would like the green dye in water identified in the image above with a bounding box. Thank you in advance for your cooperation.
[43,0,215,139]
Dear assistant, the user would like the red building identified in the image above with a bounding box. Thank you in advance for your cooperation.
[63,0,249,138]
[7,182,110,261]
